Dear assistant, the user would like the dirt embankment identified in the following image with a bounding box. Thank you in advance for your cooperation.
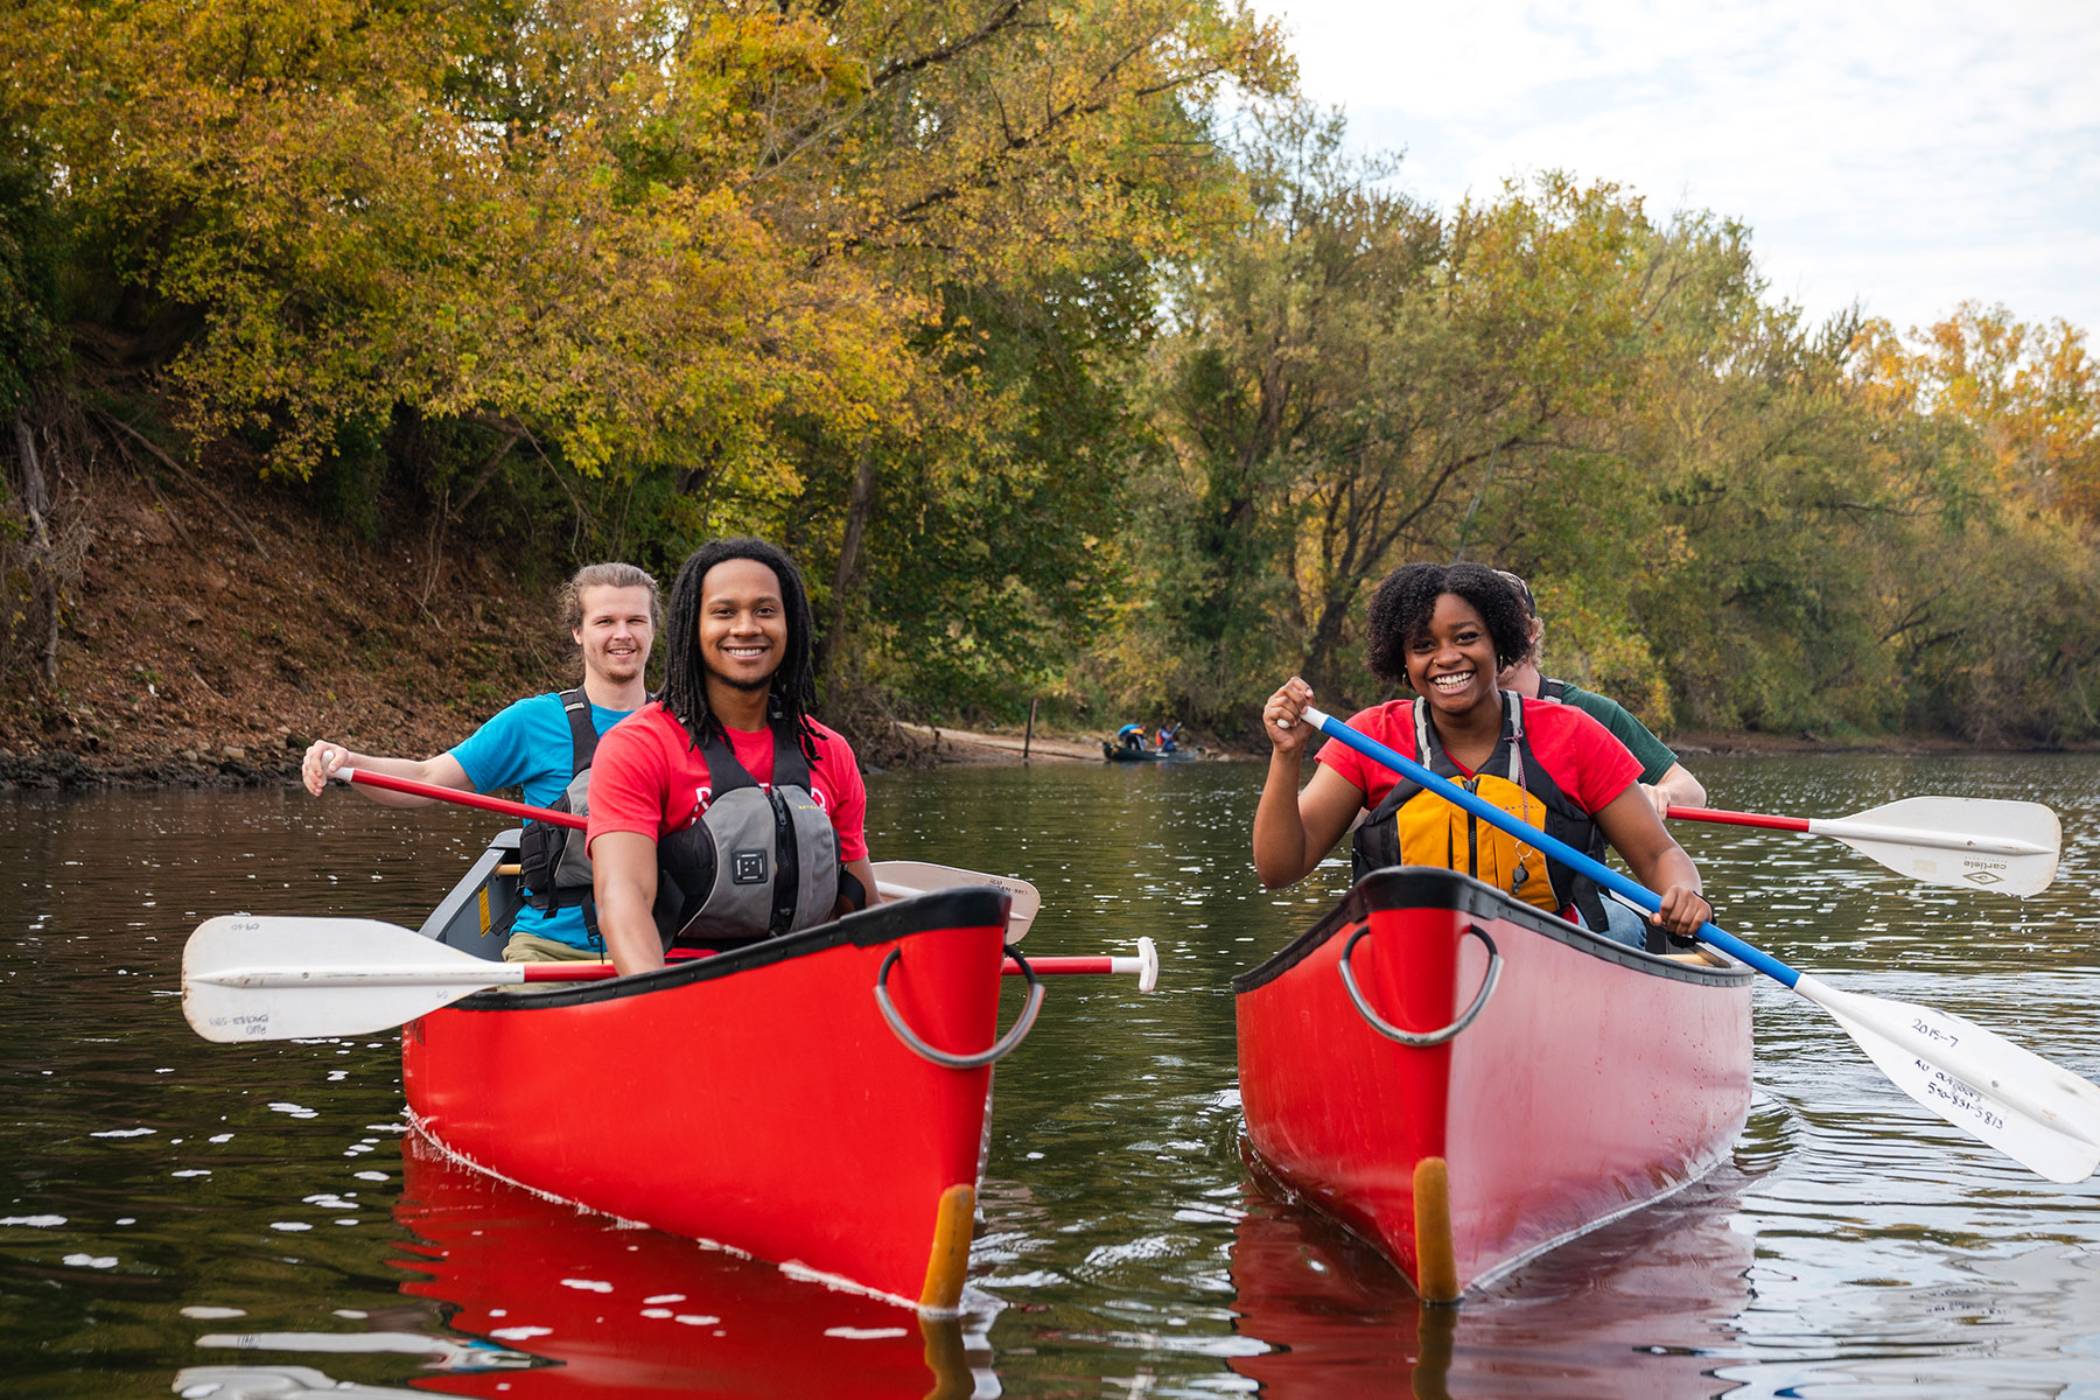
[1,465,567,789]
[0,464,1231,789]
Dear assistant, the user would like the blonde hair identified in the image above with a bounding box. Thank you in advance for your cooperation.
[559,562,661,634]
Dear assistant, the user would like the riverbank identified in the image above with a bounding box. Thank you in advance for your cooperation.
[3,455,2080,794]
[892,722,2035,766]
[0,463,569,791]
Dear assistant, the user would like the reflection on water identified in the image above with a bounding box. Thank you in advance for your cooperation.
[1228,1161,1759,1399]
[382,1131,989,1399]
[2,753,2098,1395]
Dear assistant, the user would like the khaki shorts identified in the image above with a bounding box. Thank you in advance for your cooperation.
[502,931,610,965]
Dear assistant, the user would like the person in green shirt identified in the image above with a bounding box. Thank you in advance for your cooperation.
[1490,569,1706,818]
[1493,569,1710,950]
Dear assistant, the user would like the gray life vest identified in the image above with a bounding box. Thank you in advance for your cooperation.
[649,721,842,949]
[515,689,599,921]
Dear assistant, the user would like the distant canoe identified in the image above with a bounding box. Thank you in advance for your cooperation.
[1101,742,1195,763]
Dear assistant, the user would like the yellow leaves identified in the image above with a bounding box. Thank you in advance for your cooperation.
[1854,303,2100,525]
[7,0,1288,600]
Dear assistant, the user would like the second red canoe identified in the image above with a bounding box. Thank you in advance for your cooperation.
[1235,867,1754,1301]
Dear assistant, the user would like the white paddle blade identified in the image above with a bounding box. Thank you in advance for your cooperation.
[1797,976,2100,1183]
[871,860,1042,943]
[1827,797,2061,897]
[183,916,516,1043]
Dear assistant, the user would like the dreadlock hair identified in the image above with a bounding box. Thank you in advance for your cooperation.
[660,537,820,757]
[1365,561,1532,688]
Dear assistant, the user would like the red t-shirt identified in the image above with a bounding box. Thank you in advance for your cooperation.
[1315,696,1641,817]
[586,703,868,861]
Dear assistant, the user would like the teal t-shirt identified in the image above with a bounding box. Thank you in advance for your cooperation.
[1549,679,1676,785]
[449,692,636,948]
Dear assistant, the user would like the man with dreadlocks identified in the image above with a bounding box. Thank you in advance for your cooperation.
[586,537,874,974]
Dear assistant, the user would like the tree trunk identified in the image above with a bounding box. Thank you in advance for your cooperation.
[12,416,58,684]
[1299,579,1358,702]
[817,450,878,684]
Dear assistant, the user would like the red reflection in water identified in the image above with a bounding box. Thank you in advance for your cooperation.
[1229,1174,1755,1399]
[390,1133,976,1399]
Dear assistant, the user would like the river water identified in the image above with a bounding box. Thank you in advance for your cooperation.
[3,754,2098,1397]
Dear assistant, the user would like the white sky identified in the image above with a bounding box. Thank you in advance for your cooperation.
[1251,0,2100,338]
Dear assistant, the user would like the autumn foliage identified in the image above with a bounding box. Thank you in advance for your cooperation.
[2,2,2095,745]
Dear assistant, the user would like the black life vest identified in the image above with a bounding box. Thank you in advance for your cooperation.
[649,721,851,950]
[515,689,600,928]
[1350,691,1611,928]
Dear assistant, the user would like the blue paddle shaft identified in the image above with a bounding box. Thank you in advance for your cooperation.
[1305,706,1800,988]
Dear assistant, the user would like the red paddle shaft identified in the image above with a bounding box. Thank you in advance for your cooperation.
[336,767,588,829]
[517,958,1111,981]
[1665,805,1811,833]
[335,768,1136,981]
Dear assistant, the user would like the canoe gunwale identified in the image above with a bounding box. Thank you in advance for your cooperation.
[438,884,1013,1015]
[1231,867,1753,996]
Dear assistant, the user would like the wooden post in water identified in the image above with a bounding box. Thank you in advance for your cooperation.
[1023,698,1037,763]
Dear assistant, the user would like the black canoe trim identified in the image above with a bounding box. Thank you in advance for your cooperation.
[1231,866,1754,996]
[441,884,1012,1014]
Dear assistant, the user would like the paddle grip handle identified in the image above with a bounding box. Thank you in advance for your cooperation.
[1302,707,1801,989]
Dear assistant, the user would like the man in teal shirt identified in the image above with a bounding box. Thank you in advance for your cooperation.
[300,563,657,960]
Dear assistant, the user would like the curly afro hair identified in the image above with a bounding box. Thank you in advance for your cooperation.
[1365,561,1533,688]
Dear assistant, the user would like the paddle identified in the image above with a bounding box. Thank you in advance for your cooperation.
[875,860,1043,944]
[1667,798,2059,896]
[1295,705,2100,1184]
[329,766,1045,941]
[183,915,1160,1043]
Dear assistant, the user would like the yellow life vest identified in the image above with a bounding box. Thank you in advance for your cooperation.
[1350,692,1607,925]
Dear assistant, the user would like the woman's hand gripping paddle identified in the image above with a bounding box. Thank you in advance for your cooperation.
[1298,705,2100,1184]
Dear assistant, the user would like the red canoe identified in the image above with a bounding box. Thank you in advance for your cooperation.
[1234,867,1754,1301]
[402,833,1029,1313]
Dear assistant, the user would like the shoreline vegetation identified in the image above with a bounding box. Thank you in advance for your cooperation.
[0,445,2075,797]
[5,2,2097,782]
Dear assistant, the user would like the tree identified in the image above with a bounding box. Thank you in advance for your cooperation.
[1134,107,1766,724]
[3,0,1288,703]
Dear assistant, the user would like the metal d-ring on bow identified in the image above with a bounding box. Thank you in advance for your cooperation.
[875,945,1044,1069]
[1338,922,1502,1047]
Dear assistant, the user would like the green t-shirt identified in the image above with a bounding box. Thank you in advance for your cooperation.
[1545,678,1676,785]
